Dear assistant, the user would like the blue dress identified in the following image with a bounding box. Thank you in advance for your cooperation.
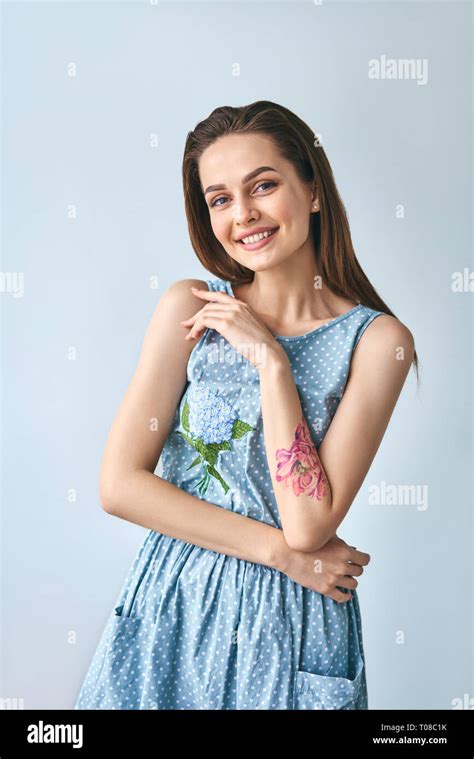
[74,276,384,710]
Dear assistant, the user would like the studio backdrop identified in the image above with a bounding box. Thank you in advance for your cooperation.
[1,0,472,710]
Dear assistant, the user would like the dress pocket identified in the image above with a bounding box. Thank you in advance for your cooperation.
[293,655,364,710]
[93,606,143,700]
[113,604,142,632]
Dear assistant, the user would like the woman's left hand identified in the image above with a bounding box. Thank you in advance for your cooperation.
[180,287,281,368]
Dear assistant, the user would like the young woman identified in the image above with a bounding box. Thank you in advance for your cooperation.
[74,100,418,711]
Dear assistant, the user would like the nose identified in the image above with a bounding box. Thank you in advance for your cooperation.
[231,199,259,224]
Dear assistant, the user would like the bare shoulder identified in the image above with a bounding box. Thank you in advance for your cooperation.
[160,277,210,312]
[165,277,210,297]
[350,312,415,384]
[139,277,210,361]
[356,312,414,355]
[147,277,209,329]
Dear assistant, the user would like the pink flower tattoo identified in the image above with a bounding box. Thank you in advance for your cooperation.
[275,415,328,500]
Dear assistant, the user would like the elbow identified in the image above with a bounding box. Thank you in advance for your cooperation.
[100,492,116,515]
[284,519,335,553]
[99,469,147,515]
[99,477,119,515]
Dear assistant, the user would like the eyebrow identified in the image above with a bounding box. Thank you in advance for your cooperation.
[203,166,278,196]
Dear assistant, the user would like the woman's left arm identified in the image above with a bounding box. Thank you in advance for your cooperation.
[259,315,415,552]
[182,288,415,555]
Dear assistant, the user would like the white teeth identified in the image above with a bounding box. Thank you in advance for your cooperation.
[241,228,277,245]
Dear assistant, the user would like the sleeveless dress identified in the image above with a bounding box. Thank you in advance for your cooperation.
[74,276,385,710]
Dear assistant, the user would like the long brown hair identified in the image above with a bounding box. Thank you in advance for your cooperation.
[182,100,420,385]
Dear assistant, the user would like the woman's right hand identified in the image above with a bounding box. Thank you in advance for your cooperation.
[275,534,371,603]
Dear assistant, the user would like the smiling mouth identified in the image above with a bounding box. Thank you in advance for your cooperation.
[237,227,279,247]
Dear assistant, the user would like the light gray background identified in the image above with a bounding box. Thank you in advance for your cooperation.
[1,0,472,710]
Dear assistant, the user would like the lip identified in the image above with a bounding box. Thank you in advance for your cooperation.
[235,226,279,242]
[236,227,279,252]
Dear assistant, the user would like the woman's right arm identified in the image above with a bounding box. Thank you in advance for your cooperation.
[99,279,369,602]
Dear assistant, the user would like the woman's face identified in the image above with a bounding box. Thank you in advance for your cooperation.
[198,133,316,273]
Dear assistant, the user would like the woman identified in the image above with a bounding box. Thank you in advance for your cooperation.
[74,101,418,710]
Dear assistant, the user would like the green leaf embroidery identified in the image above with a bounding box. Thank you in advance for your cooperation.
[206,464,230,494]
[232,420,254,439]
[216,440,231,451]
[186,455,201,471]
[193,439,218,466]
[182,400,190,432]
[176,430,195,447]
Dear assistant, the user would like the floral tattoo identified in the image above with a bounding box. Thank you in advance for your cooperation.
[275,415,328,500]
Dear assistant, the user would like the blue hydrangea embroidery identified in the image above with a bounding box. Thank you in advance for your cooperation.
[177,385,255,496]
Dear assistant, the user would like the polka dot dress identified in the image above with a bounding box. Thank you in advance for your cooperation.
[74,276,385,711]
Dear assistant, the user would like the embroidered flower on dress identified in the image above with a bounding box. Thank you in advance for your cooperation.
[177,385,255,496]
[187,386,237,444]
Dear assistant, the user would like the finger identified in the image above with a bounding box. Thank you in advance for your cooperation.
[180,300,211,327]
[328,589,352,604]
[337,576,358,590]
[183,309,233,339]
[344,563,363,577]
[180,314,199,326]
[180,309,201,324]
[185,315,225,340]
[348,549,371,566]
[181,305,233,327]
[190,287,235,303]
[182,314,213,330]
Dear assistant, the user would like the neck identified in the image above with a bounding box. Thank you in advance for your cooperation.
[239,249,345,325]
